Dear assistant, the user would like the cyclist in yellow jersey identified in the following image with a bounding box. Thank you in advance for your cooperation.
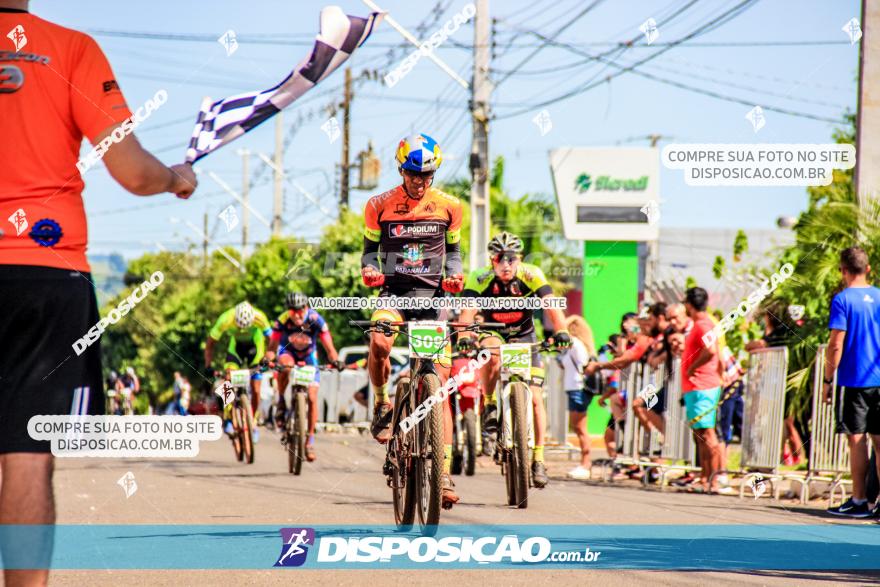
[204,302,272,439]
[457,232,571,488]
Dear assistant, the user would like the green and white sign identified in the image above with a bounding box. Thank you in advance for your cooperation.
[550,147,660,241]
[292,365,317,387]
[500,344,532,378]
[408,321,448,359]
[230,369,250,388]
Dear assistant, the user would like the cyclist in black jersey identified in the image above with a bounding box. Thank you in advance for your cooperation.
[457,232,571,488]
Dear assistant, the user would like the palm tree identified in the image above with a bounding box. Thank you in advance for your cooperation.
[764,114,880,421]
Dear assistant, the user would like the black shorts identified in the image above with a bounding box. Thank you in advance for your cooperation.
[649,385,667,415]
[374,286,446,322]
[0,265,105,453]
[838,386,880,435]
[226,339,258,367]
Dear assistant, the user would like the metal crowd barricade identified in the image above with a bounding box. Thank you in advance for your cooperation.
[807,345,853,504]
[544,357,578,454]
[738,346,808,502]
[603,361,688,484]
[655,358,700,488]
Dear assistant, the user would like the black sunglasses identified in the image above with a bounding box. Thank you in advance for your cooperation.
[404,170,434,180]
[493,253,519,265]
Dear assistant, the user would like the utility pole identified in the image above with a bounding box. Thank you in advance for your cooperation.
[272,113,284,237]
[469,0,491,270]
[240,149,250,259]
[341,67,352,209]
[856,0,879,212]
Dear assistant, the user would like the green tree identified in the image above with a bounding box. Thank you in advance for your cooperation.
[712,255,726,279]
[439,156,579,291]
[760,113,877,420]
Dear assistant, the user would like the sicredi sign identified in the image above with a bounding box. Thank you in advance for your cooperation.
[550,147,660,241]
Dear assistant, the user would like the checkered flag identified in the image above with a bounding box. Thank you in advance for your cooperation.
[185,6,382,164]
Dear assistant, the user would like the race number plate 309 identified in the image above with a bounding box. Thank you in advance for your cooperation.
[230,369,250,387]
[292,365,317,386]
[500,344,531,377]
[408,321,448,359]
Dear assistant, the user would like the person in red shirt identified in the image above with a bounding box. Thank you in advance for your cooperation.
[681,287,724,493]
[0,2,195,584]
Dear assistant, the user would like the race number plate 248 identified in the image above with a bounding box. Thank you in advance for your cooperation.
[500,344,531,377]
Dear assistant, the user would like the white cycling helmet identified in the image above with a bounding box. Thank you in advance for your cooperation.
[234,302,255,328]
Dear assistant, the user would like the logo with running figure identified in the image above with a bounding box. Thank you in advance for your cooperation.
[275,527,315,567]
[7,24,26,51]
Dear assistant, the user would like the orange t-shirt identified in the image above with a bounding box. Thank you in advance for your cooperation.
[0,9,132,272]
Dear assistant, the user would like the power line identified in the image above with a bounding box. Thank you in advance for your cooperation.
[492,0,783,121]
[493,0,608,88]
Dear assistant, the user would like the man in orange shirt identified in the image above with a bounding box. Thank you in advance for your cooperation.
[0,2,195,584]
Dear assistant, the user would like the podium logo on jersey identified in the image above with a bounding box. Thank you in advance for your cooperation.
[389,223,441,238]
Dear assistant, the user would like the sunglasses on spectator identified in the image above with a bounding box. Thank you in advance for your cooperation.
[493,253,519,265]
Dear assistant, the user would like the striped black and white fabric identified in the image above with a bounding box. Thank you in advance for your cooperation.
[185,6,383,164]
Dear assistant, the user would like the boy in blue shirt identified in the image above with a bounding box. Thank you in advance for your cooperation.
[825,247,880,518]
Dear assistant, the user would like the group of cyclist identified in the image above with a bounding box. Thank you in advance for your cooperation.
[202,133,572,508]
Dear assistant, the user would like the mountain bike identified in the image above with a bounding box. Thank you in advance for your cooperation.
[482,340,555,509]
[274,363,322,475]
[217,367,258,464]
[350,319,502,532]
[450,350,482,477]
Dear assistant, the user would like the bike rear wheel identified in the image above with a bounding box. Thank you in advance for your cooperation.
[416,373,443,532]
[292,391,307,475]
[509,382,530,509]
[392,378,416,528]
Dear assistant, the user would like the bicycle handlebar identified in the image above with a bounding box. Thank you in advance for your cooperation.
[348,320,506,329]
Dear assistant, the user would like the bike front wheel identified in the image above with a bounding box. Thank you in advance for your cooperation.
[290,391,307,475]
[392,378,416,528]
[241,395,255,465]
[416,373,443,532]
[509,382,530,509]
[231,402,244,462]
[463,408,477,477]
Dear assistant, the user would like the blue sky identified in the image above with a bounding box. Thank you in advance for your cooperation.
[32,0,859,257]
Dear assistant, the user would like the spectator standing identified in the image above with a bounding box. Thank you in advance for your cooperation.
[825,247,880,518]
[681,287,724,494]
[560,315,596,480]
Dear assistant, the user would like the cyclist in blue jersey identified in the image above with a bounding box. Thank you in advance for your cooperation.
[266,292,344,462]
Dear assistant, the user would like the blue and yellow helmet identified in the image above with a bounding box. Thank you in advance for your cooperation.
[395,133,443,173]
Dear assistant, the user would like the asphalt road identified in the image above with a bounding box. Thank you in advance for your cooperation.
[48,428,877,586]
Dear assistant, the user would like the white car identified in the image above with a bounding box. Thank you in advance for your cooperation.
[321,345,409,424]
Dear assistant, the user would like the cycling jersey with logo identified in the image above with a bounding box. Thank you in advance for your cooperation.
[271,308,328,362]
[462,262,553,338]
[0,10,133,272]
[208,307,272,365]
[363,185,462,290]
